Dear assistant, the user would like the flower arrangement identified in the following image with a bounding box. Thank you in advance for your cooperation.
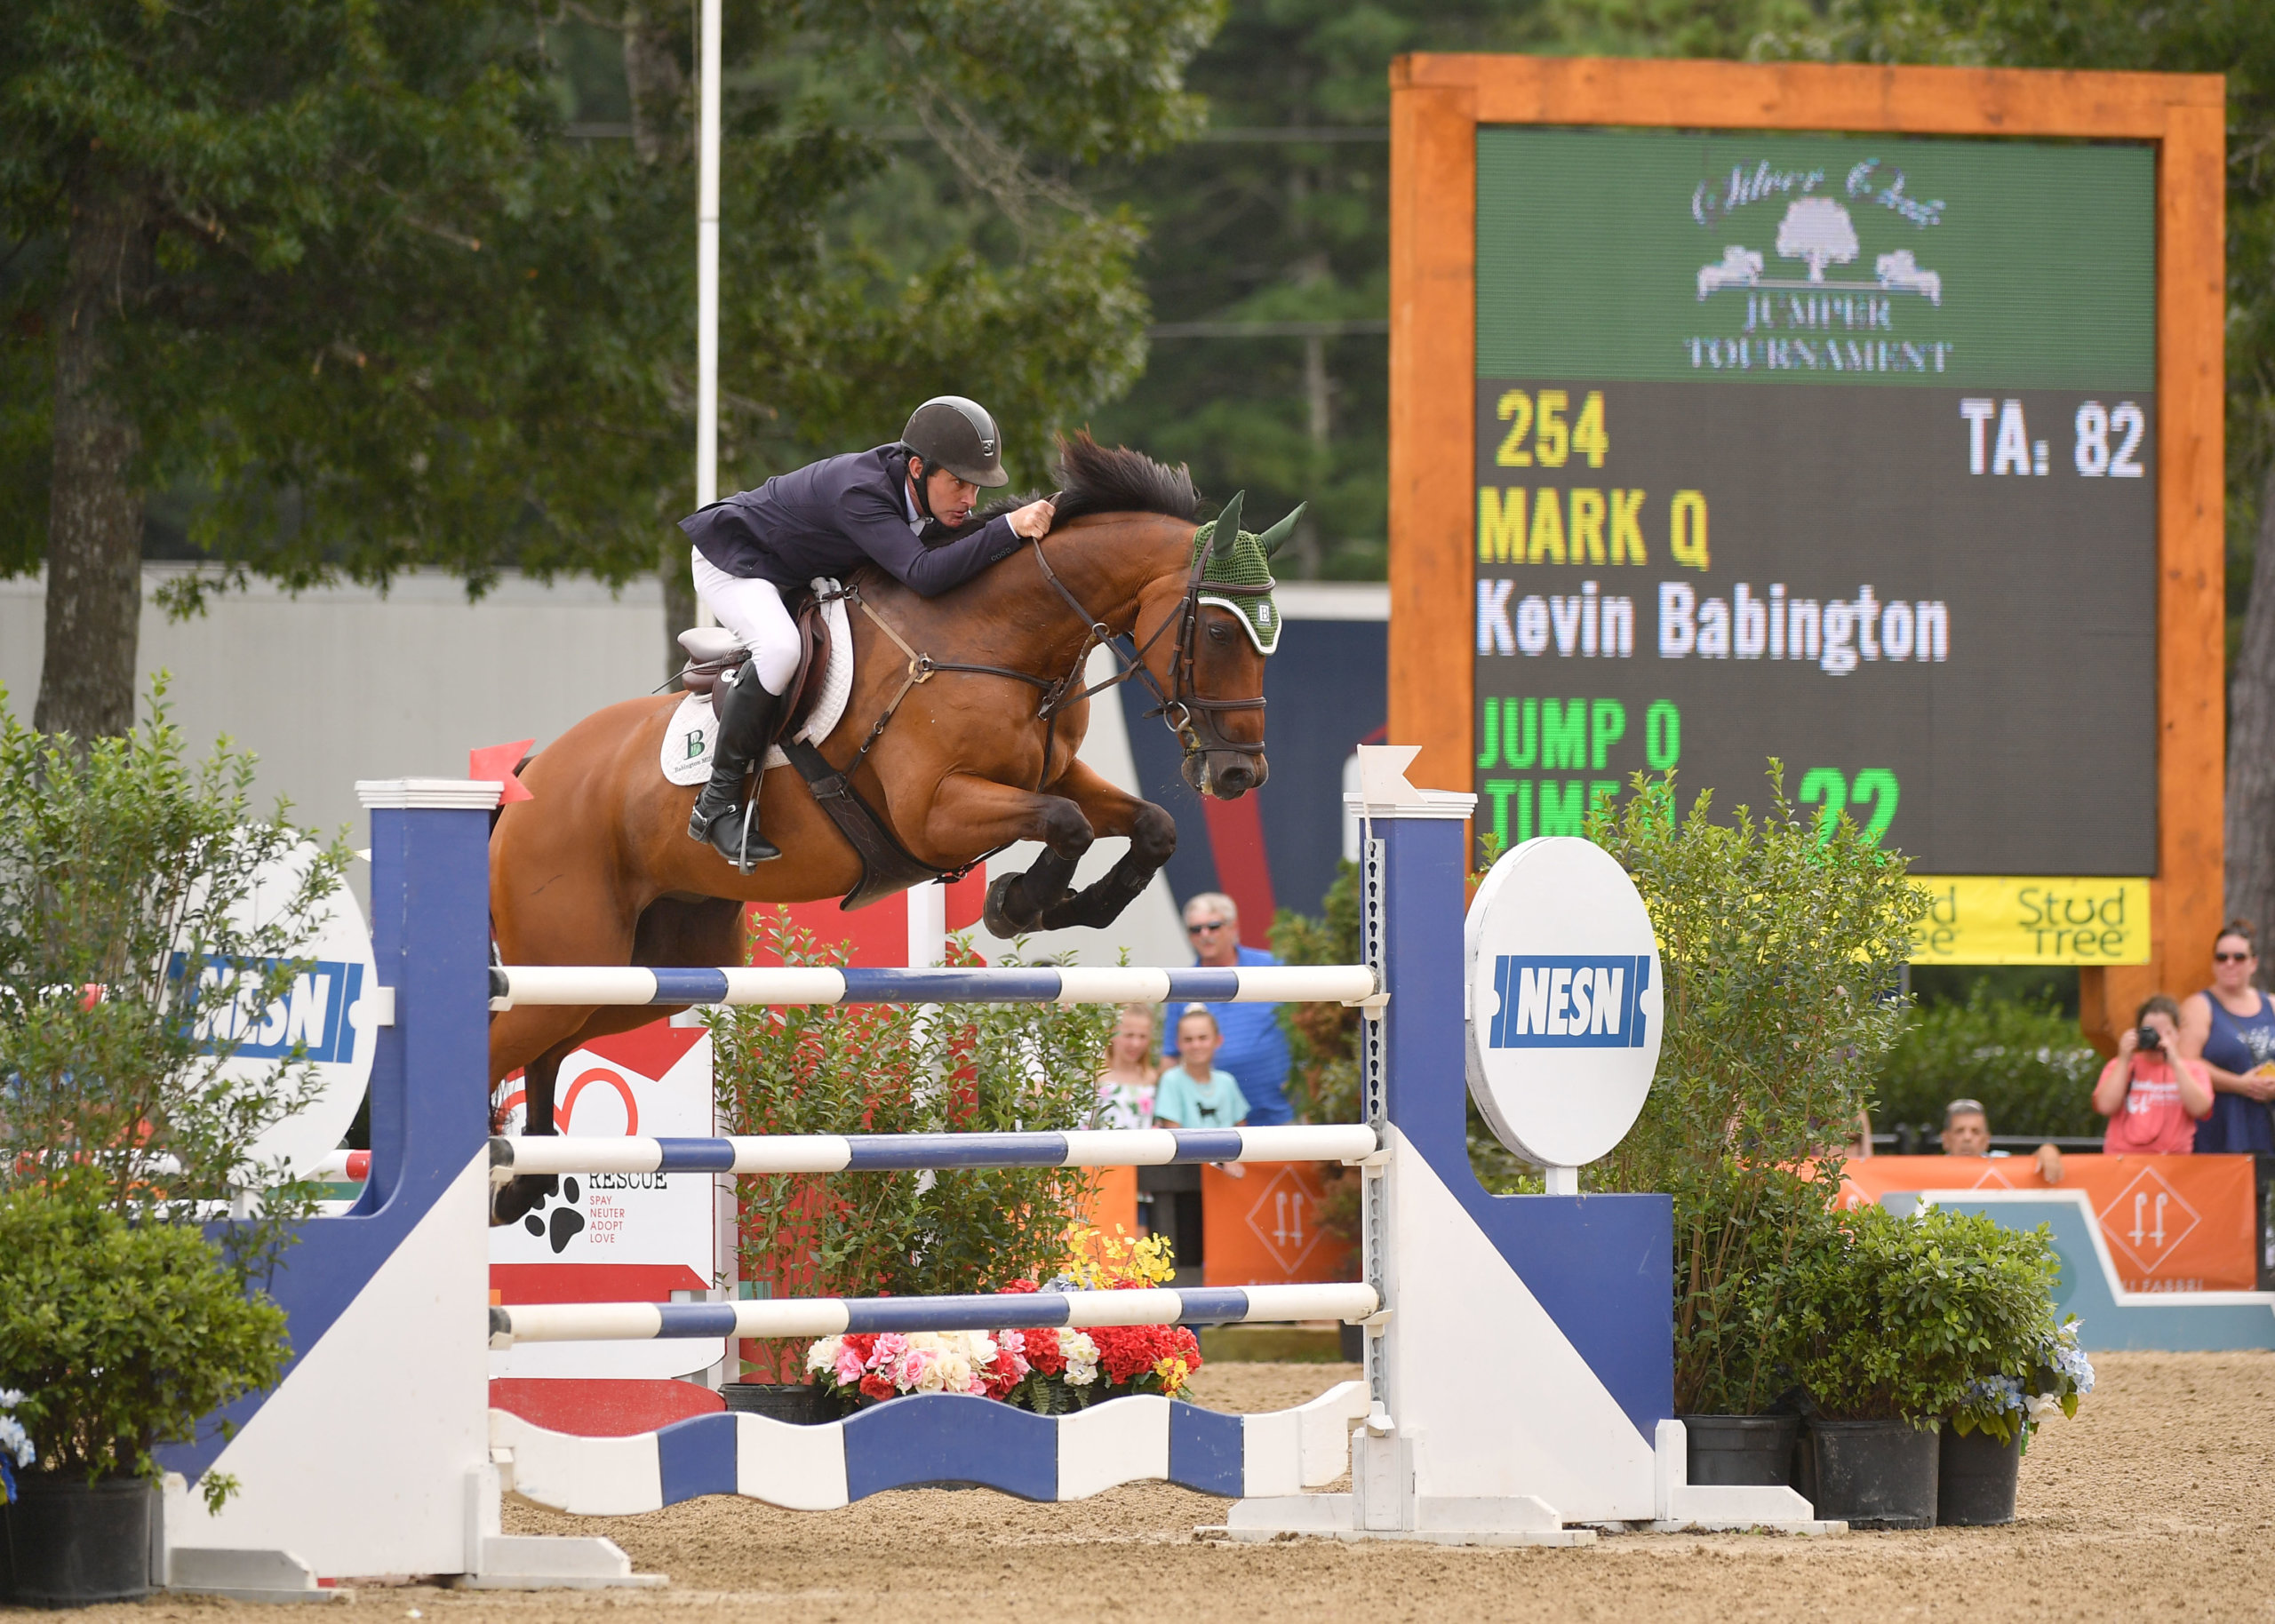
[1951,1318,2095,1448]
[0,1389,34,1505]
[801,1226,1203,1415]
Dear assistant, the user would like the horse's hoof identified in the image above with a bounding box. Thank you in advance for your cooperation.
[983,872,1038,938]
[490,1173,558,1228]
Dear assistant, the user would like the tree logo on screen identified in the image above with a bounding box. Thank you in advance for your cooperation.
[1686,158,1950,375]
[1693,158,1945,306]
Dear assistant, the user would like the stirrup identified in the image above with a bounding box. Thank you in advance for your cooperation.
[705,800,779,872]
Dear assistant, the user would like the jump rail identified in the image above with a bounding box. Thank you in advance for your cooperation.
[487,962,1382,1012]
[487,1283,1381,1348]
[488,1125,1381,1182]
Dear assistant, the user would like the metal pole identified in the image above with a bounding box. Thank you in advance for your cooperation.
[692,0,722,627]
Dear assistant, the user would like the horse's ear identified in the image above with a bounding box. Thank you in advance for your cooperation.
[1255,504,1305,558]
[1211,490,1245,558]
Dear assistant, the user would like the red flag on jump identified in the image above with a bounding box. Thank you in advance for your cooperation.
[469,739,536,803]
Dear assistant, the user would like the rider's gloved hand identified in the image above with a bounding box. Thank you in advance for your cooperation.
[1009,498,1057,540]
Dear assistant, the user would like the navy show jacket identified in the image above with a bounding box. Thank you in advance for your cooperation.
[680,443,1022,594]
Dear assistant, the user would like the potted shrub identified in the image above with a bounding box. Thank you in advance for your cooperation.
[1764,1204,2064,1529]
[0,690,342,1604]
[0,1174,291,1605]
[1941,1316,2095,1525]
[1585,769,1926,1487]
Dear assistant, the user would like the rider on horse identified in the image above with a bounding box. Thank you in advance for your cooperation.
[680,397,1060,869]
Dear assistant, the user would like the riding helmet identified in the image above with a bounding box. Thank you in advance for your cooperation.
[901,397,1009,488]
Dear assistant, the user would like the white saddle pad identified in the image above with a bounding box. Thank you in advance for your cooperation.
[659,579,853,785]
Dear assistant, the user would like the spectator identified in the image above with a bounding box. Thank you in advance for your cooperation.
[1942,1097,2064,1182]
[2100,994,2215,1154]
[1093,1004,1159,1131]
[1154,1006,1250,1131]
[2178,919,2275,1155]
[1162,891,1293,1126]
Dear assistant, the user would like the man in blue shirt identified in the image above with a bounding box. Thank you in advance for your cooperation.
[1163,891,1294,1126]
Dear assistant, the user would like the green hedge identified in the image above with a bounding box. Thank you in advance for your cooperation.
[1871,991,2103,1140]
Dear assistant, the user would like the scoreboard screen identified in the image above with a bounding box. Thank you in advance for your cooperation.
[1472,128,2157,875]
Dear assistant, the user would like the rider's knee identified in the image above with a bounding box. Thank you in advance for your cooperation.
[746,636,799,697]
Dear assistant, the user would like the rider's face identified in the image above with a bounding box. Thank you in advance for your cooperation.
[920,463,980,528]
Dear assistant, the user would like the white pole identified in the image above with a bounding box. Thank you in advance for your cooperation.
[906,882,946,968]
[692,0,722,627]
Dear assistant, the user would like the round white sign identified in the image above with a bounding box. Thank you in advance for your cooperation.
[191,843,379,1178]
[1464,836,1663,1168]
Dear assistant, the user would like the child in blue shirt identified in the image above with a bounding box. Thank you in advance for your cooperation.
[1153,1005,1250,1130]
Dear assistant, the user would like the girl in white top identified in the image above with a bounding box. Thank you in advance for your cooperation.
[1093,1004,1160,1131]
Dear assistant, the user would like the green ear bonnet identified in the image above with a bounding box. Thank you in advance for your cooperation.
[1188,493,1303,656]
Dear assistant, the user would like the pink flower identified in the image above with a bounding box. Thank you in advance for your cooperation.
[834,1344,867,1385]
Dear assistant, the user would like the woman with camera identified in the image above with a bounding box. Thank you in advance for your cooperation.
[2176,919,2275,1154]
[2097,995,2215,1154]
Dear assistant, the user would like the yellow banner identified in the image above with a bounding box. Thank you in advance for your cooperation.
[1910,877,2151,965]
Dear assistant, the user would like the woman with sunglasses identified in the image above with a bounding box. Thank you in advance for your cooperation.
[2177,919,2275,1154]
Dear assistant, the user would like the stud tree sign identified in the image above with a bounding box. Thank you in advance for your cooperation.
[1389,57,2224,1009]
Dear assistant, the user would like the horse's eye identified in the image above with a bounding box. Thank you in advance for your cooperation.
[1208,623,1231,642]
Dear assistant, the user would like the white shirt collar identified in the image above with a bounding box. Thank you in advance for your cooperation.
[902,470,925,535]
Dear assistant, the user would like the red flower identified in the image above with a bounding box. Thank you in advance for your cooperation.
[1024,1327,1067,1377]
[999,1279,1039,1294]
[858,1373,896,1401]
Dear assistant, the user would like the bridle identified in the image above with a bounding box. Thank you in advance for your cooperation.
[1026,523,1268,768]
[824,513,1268,801]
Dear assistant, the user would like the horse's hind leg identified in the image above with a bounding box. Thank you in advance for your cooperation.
[1024,760,1177,933]
[493,1039,571,1226]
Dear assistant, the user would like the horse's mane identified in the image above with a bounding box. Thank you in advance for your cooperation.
[969,432,1199,530]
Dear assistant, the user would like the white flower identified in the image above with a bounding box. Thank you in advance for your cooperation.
[1060,1329,1100,1387]
[805,1337,843,1375]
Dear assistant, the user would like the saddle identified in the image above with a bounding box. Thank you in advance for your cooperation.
[675,588,834,730]
[673,590,951,912]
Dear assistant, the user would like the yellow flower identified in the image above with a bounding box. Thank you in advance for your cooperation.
[1153,1355,1192,1396]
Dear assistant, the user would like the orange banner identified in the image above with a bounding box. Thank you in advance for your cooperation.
[1840,1153,2260,1294]
[1201,1161,1360,1288]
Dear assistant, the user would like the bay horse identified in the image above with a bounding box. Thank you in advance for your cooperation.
[487,436,1288,1222]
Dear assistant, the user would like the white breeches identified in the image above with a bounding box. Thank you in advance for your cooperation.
[690,548,799,696]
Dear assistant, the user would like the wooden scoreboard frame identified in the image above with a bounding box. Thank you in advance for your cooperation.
[1386,54,2226,1047]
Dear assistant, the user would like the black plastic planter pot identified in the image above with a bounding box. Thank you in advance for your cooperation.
[1803,1420,1939,1529]
[722,1382,836,1424]
[0,1473,153,1607]
[1682,1414,1800,1486]
[1937,1423,2024,1525]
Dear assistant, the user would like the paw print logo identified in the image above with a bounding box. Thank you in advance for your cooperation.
[520,1176,587,1254]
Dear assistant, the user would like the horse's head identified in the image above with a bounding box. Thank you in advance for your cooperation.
[1144,491,1298,802]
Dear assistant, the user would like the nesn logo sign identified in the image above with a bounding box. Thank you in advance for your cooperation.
[1485,955,1652,1049]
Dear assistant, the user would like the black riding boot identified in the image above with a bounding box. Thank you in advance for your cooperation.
[687,666,787,871]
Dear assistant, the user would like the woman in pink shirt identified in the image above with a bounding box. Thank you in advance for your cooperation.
[2095,995,2215,1153]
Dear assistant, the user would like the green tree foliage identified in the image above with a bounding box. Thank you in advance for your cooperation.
[0,681,346,1231]
[1761,1203,2062,1424]
[0,0,1217,731]
[1871,989,2103,1142]
[1089,0,1549,578]
[1585,767,1928,1413]
[0,1169,290,1501]
[714,912,1112,1380]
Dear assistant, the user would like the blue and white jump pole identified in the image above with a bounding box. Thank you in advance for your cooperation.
[153,748,1804,1596]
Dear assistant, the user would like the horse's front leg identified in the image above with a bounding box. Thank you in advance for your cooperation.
[919,773,1096,939]
[1024,760,1177,933]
